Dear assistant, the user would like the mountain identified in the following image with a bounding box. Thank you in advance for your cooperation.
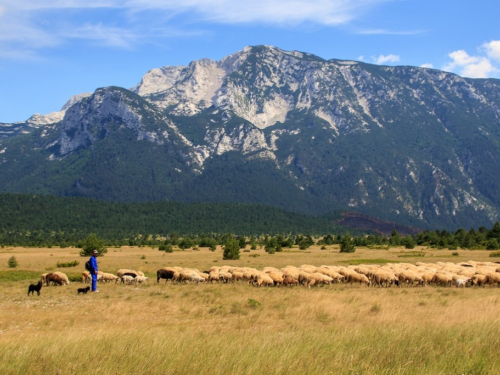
[1,45,500,230]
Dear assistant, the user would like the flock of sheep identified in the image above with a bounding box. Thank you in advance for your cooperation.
[38,260,500,290]
[155,260,500,288]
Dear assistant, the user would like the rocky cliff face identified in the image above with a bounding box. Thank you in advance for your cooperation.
[1,45,500,229]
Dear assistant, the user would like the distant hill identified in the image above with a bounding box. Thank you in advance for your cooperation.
[1,45,500,230]
[0,193,352,243]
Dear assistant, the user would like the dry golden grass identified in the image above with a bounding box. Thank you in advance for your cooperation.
[1,245,500,374]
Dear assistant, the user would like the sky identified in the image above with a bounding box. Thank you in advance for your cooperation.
[1,0,499,123]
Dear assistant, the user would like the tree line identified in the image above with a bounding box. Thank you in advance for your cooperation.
[2,193,500,252]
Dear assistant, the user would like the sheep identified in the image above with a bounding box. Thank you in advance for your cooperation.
[157,269,176,283]
[82,271,90,283]
[117,269,141,278]
[454,278,470,288]
[135,276,149,284]
[52,271,70,285]
[431,273,453,287]
[40,273,48,284]
[45,273,65,286]
[189,274,206,284]
[471,274,488,287]
[251,273,274,287]
[282,274,299,287]
[307,273,333,288]
[218,271,233,283]
[486,272,500,287]
[101,273,120,283]
[267,272,284,286]
[121,275,136,284]
[396,270,424,287]
[230,271,245,282]
[28,281,42,296]
[208,271,220,283]
[371,270,398,287]
[346,273,370,287]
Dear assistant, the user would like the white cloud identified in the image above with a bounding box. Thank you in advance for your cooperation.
[125,0,393,26]
[443,46,499,79]
[372,54,400,65]
[0,0,396,59]
[357,28,425,35]
[420,63,433,69]
[483,40,500,62]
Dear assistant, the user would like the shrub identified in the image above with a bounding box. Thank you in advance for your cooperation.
[56,260,79,268]
[247,299,261,309]
[7,256,18,268]
[489,251,500,257]
[340,233,356,253]
[79,233,107,257]
[223,239,240,260]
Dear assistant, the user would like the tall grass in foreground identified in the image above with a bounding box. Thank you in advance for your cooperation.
[1,281,499,374]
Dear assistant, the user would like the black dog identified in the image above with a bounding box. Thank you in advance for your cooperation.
[28,281,42,296]
[77,286,90,294]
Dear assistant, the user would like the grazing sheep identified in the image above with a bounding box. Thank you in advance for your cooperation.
[267,272,284,286]
[28,281,42,296]
[82,271,90,283]
[157,269,176,283]
[472,274,488,287]
[282,274,299,287]
[486,272,500,287]
[431,273,453,287]
[396,270,424,287]
[307,273,333,288]
[208,271,220,283]
[252,273,274,287]
[121,275,136,284]
[78,286,90,294]
[45,273,66,286]
[218,271,233,284]
[454,278,469,288]
[372,271,398,288]
[135,276,149,284]
[346,273,370,287]
[101,273,120,283]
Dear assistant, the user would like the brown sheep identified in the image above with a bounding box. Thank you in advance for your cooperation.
[486,272,500,287]
[282,274,299,287]
[346,273,370,287]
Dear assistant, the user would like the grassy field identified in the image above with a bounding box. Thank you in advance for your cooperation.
[1,245,499,374]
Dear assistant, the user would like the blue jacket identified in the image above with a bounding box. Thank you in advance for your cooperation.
[89,255,98,273]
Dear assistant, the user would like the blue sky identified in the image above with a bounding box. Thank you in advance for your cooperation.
[1,0,499,123]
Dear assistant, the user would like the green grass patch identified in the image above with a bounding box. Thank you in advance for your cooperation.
[343,259,398,265]
[489,251,500,257]
[0,270,41,282]
[56,260,80,268]
[397,251,425,258]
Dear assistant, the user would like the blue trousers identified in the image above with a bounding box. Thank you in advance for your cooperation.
[91,273,98,291]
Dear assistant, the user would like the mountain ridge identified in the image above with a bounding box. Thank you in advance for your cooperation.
[1,45,500,230]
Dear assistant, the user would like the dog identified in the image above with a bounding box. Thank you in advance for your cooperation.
[28,281,43,296]
[77,286,90,294]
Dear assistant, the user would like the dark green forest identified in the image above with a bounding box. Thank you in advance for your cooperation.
[0,193,344,247]
[2,193,500,252]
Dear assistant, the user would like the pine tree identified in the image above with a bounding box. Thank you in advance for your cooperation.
[79,233,107,257]
[7,256,18,268]
[340,233,356,253]
[223,239,240,260]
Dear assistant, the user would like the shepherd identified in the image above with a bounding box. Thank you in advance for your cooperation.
[89,250,99,292]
